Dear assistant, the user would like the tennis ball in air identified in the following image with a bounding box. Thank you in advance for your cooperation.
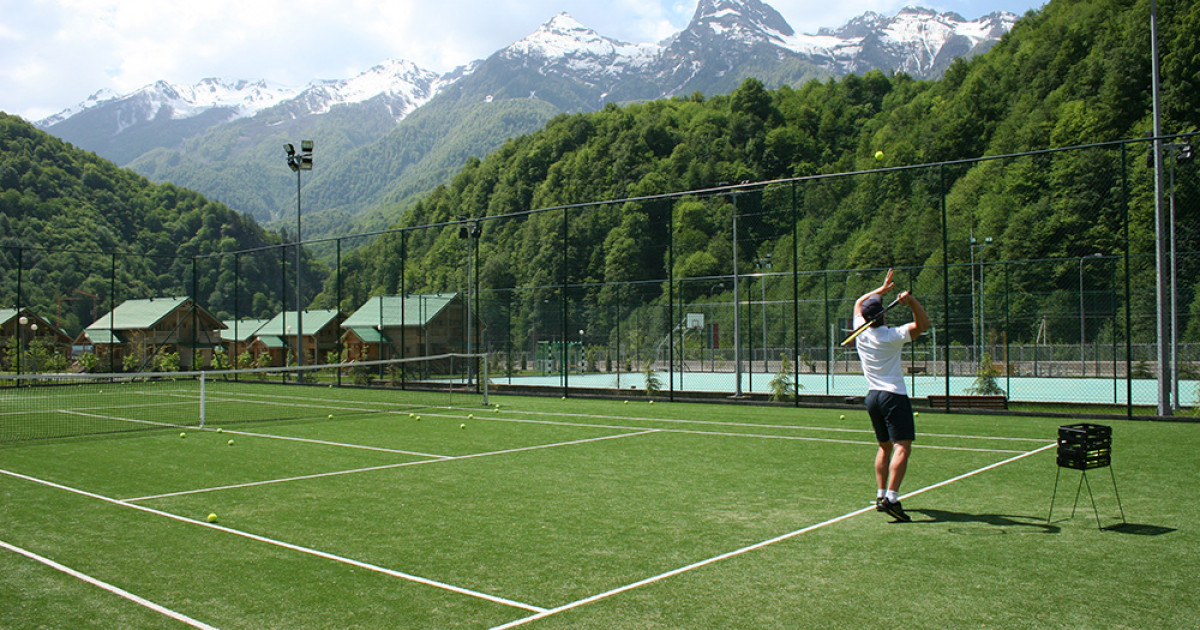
[914,411,920,417]
[649,400,654,405]
[874,150,884,161]
[207,513,218,523]
[624,400,629,404]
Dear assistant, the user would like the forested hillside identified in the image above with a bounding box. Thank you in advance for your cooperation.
[325,0,1198,348]
[0,113,322,333]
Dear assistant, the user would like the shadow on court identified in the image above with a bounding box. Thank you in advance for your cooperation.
[909,508,1061,534]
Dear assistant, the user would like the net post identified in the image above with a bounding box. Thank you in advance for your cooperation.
[481,352,489,406]
[199,373,206,428]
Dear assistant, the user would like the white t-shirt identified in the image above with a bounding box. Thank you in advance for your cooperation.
[853,313,912,395]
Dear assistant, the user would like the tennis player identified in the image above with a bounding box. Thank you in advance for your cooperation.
[852,269,930,522]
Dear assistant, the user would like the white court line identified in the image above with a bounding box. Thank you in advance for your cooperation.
[0,539,221,630]
[490,441,1058,629]
[122,430,660,502]
[209,427,450,459]
[0,468,546,614]
[422,412,1029,454]
[479,408,1051,443]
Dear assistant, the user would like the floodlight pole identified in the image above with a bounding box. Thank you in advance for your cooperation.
[285,141,313,367]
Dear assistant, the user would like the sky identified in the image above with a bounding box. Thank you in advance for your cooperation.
[1,0,1047,123]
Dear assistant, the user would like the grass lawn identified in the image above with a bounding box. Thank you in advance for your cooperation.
[1,390,1195,628]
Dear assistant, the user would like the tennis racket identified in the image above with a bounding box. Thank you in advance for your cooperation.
[839,295,904,346]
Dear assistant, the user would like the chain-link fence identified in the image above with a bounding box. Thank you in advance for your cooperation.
[4,135,1198,416]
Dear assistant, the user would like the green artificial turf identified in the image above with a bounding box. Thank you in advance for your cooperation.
[1,392,1195,628]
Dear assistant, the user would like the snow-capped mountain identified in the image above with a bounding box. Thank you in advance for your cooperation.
[37,61,442,130]
[34,0,1019,235]
[257,59,444,123]
[38,2,1014,134]
[785,7,1018,77]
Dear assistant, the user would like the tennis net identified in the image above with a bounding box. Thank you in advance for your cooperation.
[0,353,488,443]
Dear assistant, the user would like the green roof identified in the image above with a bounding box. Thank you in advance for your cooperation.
[344,326,387,344]
[86,297,225,331]
[256,336,288,349]
[341,294,457,329]
[257,310,342,337]
[81,329,121,345]
[221,319,270,342]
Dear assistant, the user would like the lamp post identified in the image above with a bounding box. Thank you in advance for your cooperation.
[726,185,746,397]
[1079,253,1103,376]
[17,315,28,375]
[284,140,313,366]
[970,236,992,363]
[1165,142,1192,408]
[29,322,38,373]
[756,254,772,373]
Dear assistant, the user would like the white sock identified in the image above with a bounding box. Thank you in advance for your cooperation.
[885,490,900,503]
[877,489,887,500]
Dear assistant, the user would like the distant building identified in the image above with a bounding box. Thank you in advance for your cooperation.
[74,297,225,371]
[220,318,270,362]
[340,293,481,362]
[247,310,344,367]
[1,308,73,371]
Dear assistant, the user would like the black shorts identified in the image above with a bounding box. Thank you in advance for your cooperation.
[865,390,916,443]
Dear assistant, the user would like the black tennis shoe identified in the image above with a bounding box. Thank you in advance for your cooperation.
[881,499,911,522]
[875,498,886,512]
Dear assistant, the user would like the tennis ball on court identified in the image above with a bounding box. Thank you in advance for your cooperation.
[327,414,333,419]
[649,400,654,405]
[179,432,186,438]
[227,439,235,446]
[207,513,218,523]
[624,400,629,404]
[468,414,474,420]
[409,413,415,418]
[460,424,466,429]
[216,428,223,433]
[874,150,884,161]
[914,411,920,417]
[839,414,845,420]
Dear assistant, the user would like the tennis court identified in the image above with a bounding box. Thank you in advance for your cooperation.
[1,372,1196,628]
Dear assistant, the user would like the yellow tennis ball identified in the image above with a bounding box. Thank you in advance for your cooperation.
[227,439,234,446]
[327,414,333,419]
[460,424,466,429]
[179,432,186,438]
[468,414,474,420]
[207,513,218,523]
[914,411,920,417]
[649,400,654,405]
[874,150,884,161]
[216,428,223,433]
[839,414,845,420]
